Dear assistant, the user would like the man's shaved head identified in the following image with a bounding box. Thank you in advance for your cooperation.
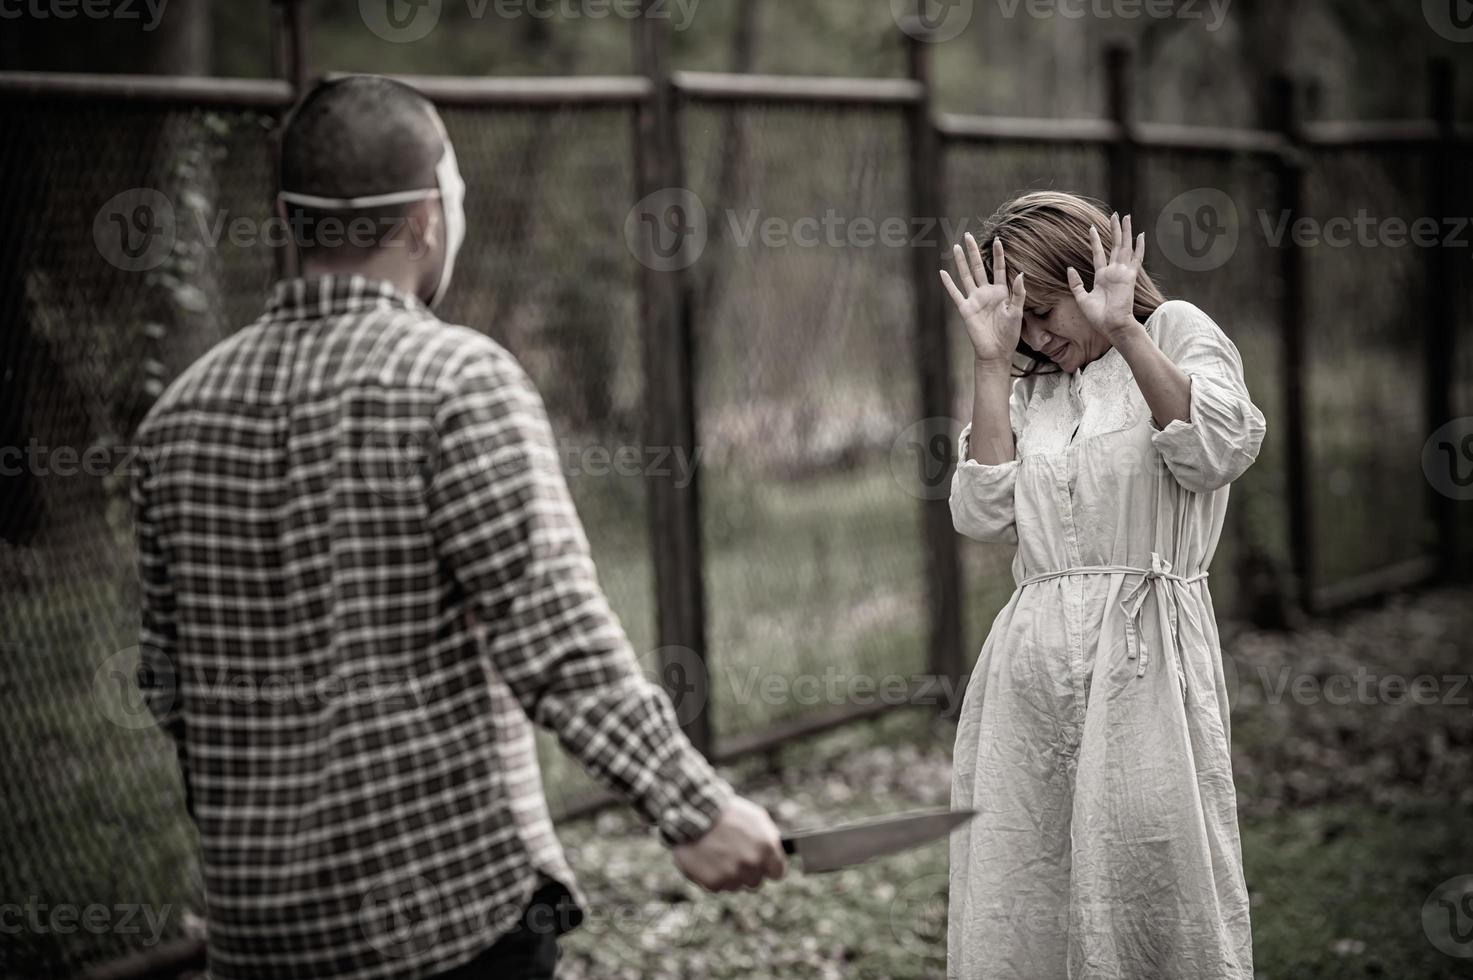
[281,75,444,202]
[279,76,447,262]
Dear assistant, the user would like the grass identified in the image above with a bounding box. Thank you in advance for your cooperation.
[1242,802,1473,980]
[1,566,203,974]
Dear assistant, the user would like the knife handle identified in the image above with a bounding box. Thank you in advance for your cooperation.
[781,838,796,855]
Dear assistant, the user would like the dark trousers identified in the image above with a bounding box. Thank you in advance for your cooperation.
[430,877,571,980]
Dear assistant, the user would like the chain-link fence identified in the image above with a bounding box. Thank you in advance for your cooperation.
[435,103,654,816]
[1,67,1468,977]
[1,94,281,976]
[1300,144,1439,591]
[1134,145,1289,622]
[682,101,927,744]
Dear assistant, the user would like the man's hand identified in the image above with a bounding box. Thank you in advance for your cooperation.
[673,796,788,892]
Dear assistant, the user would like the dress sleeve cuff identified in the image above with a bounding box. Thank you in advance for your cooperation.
[1149,372,1266,493]
[955,423,1018,472]
[950,423,1020,544]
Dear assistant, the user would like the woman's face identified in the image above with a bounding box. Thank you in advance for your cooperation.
[1020,293,1111,375]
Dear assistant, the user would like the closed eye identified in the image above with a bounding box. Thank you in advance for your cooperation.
[1028,307,1052,319]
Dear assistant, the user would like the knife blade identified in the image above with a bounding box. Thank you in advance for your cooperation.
[780,809,976,874]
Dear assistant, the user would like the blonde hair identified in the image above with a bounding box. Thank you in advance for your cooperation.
[979,191,1167,373]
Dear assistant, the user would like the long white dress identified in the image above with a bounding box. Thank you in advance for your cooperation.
[947,300,1266,979]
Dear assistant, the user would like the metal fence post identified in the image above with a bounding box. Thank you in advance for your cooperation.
[270,0,308,94]
[1427,58,1458,581]
[1106,45,1136,217]
[269,0,307,280]
[1268,73,1314,614]
[903,22,964,714]
[633,6,712,757]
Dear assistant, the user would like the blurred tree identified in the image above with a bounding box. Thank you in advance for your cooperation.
[0,0,213,547]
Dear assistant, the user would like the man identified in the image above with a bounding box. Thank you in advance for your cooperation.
[132,75,786,980]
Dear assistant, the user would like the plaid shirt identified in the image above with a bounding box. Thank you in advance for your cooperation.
[131,275,733,980]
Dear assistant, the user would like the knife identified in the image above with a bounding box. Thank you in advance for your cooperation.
[780,808,976,874]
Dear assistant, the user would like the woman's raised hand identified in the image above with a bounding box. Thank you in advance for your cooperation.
[941,233,1025,366]
[1067,212,1146,341]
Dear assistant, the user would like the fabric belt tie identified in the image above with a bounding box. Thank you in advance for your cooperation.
[1016,552,1207,685]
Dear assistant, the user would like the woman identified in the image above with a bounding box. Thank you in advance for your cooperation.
[939,191,1265,979]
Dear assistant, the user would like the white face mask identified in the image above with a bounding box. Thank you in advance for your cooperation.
[278,105,466,309]
[428,112,466,309]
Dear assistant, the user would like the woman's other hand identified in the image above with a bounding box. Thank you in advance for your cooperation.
[941,233,1025,367]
